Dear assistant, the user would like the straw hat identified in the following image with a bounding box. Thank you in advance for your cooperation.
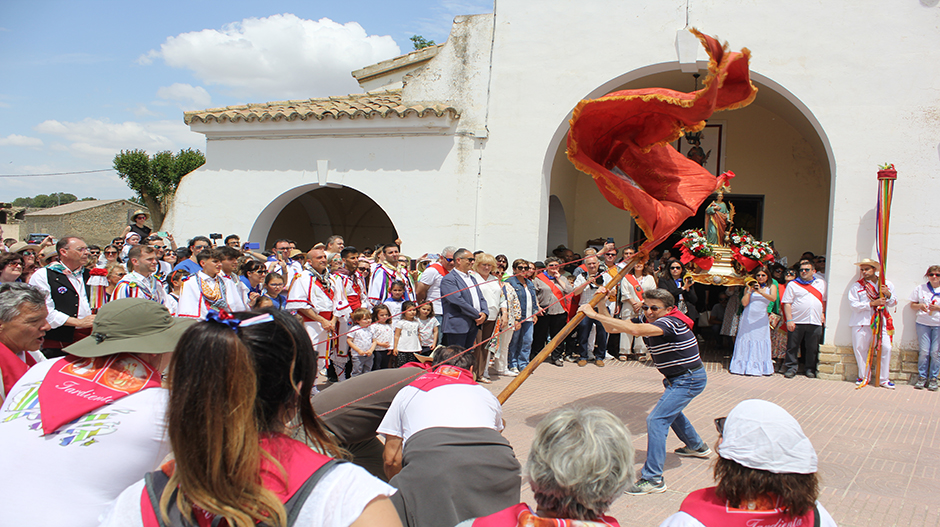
[854,258,880,271]
[10,241,40,254]
[131,209,148,220]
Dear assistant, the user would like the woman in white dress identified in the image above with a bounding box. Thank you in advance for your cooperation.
[729,267,777,376]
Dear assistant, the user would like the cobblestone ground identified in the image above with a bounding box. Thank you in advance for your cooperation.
[483,355,940,527]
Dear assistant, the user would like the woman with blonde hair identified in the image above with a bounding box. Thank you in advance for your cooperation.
[471,253,506,383]
[101,309,400,527]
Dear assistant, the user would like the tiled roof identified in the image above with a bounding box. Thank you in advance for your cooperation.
[183,90,459,125]
[25,199,143,216]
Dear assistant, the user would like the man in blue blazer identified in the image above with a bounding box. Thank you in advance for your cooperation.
[440,248,488,349]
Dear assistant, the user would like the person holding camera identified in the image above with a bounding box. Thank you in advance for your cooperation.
[729,267,777,376]
[572,255,608,366]
[661,259,699,329]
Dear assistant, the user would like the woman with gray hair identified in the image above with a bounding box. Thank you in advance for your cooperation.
[0,283,49,401]
[457,407,635,526]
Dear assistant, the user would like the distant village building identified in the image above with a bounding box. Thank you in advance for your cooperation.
[23,200,149,246]
[165,0,940,382]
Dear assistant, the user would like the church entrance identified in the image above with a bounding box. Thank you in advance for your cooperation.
[249,185,396,253]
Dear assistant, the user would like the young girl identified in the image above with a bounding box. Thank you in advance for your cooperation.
[347,308,376,377]
[416,302,440,353]
[262,272,288,309]
[371,304,393,370]
[165,269,190,316]
[393,301,422,367]
[383,281,407,318]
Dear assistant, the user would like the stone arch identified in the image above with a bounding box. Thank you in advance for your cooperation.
[248,185,397,252]
[541,62,836,263]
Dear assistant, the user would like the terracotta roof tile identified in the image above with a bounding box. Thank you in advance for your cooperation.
[183,90,459,125]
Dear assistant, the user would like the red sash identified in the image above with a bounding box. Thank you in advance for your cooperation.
[37,353,161,435]
[679,487,814,527]
[793,280,825,310]
[409,364,476,391]
[625,274,644,301]
[858,279,894,334]
[140,434,333,527]
[472,503,620,526]
[428,262,449,277]
[0,342,37,397]
[536,272,572,312]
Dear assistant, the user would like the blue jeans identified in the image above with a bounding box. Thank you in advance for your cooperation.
[641,367,708,482]
[917,323,940,380]
[507,321,533,371]
[578,316,608,360]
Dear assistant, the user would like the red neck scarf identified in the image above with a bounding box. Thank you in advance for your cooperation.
[0,341,38,397]
[664,307,695,329]
[37,353,161,435]
[409,364,476,391]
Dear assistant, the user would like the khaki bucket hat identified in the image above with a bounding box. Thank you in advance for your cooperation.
[64,298,195,358]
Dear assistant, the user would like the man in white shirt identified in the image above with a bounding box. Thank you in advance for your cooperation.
[377,345,520,527]
[28,236,95,358]
[848,258,897,388]
[111,245,166,305]
[416,246,457,325]
[287,247,350,377]
[781,259,827,379]
[177,248,245,319]
[572,255,607,366]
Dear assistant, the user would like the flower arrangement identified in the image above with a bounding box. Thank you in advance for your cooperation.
[739,240,774,261]
[728,228,755,249]
[677,229,715,258]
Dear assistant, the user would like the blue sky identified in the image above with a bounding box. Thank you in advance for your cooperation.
[0,0,492,202]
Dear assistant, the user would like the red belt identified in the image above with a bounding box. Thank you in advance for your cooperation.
[301,311,334,323]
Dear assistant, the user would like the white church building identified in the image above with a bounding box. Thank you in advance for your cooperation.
[165,0,940,381]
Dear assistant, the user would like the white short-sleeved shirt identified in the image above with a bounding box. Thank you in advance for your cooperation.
[394,318,422,352]
[910,283,940,326]
[0,360,170,527]
[417,316,440,347]
[99,462,396,527]
[780,277,827,325]
[418,265,446,314]
[350,325,374,354]
[376,383,504,443]
[372,323,393,350]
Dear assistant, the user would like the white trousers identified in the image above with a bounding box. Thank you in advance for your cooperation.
[304,321,330,372]
[852,325,892,384]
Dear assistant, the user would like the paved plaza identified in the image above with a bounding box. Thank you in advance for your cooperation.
[484,355,940,527]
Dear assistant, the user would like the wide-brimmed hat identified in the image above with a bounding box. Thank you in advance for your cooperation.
[855,258,880,271]
[718,399,817,474]
[10,241,40,254]
[288,249,304,259]
[39,246,57,260]
[64,298,195,358]
[131,209,148,220]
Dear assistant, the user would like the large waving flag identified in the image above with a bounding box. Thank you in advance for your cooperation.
[567,30,757,249]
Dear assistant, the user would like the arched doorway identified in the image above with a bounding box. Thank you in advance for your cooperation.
[250,185,397,252]
[547,195,569,252]
[542,64,835,264]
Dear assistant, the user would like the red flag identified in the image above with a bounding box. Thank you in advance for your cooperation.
[567,30,757,249]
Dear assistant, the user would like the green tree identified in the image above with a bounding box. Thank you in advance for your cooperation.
[113,148,205,230]
[11,192,78,208]
[410,35,435,50]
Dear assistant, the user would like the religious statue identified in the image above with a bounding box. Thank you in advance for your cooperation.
[704,189,731,246]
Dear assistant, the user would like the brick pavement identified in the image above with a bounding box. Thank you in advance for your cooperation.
[484,356,940,527]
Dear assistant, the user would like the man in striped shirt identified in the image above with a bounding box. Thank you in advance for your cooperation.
[580,288,710,495]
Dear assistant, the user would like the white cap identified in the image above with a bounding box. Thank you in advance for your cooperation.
[718,399,817,474]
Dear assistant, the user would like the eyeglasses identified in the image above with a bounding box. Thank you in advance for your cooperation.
[641,305,664,312]
[670,266,682,270]
[104,251,117,255]
[7,262,23,268]
[444,257,454,262]
[930,273,940,278]
[194,245,209,250]
[19,251,35,256]
[398,259,408,264]
[464,258,475,262]
[800,268,814,272]
[715,417,726,434]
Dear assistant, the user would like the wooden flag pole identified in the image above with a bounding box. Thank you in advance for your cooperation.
[497,254,639,405]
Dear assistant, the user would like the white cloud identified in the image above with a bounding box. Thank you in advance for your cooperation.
[141,14,401,100]
[156,83,212,110]
[0,134,43,147]
[34,118,204,164]
[131,104,161,118]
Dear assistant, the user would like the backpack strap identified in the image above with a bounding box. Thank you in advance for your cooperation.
[283,459,343,527]
[813,504,820,527]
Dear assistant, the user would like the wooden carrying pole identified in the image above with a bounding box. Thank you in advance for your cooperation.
[498,254,639,405]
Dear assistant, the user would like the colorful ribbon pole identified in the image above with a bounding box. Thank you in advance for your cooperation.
[860,165,896,388]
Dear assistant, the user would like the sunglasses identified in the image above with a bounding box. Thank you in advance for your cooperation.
[800,268,814,272]
[641,305,664,312]
[464,258,475,262]
[715,417,726,434]
[19,251,36,256]
[444,257,454,262]
[104,251,118,255]
[670,266,682,270]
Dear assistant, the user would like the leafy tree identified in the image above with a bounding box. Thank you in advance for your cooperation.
[410,35,436,50]
[113,148,205,230]
[11,192,78,208]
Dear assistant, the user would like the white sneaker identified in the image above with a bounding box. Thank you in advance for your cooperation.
[505,368,518,377]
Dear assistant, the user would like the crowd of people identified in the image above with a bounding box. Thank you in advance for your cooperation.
[1,209,934,526]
